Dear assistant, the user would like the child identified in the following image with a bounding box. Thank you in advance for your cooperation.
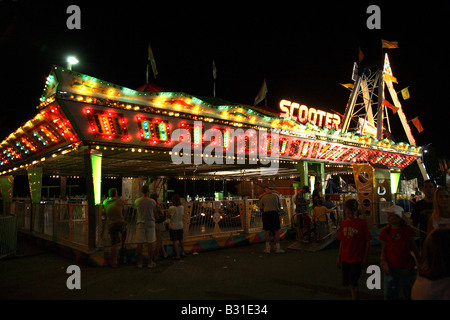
[380,205,419,300]
[168,194,186,259]
[312,199,336,241]
[336,198,371,300]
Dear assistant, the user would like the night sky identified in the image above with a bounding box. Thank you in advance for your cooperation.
[1,1,448,161]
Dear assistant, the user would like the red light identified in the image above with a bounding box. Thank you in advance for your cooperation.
[85,108,92,114]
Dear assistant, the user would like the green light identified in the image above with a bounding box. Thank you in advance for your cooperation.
[390,172,401,194]
[91,154,102,205]
[159,122,167,141]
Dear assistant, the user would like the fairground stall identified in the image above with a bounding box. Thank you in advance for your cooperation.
[0,59,424,260]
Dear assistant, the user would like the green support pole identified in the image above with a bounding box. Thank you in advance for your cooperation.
[320,162,325,195]
[84,148,102,251]
[294,161,309,187]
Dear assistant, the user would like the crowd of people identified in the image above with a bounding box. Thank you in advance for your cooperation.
[292,179,450,300]
[103,185,186,269]
[335,180,449,300]
[102,178,449,300]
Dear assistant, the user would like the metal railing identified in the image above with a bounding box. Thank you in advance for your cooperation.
[5,199,96,249]
[5,196,295,251]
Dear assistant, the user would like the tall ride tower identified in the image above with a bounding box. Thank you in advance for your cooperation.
[340,54,429,180]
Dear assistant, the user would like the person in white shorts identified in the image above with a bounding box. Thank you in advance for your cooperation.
[135,184,157,268]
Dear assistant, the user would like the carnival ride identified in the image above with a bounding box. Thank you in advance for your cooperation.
[0,52,427,255]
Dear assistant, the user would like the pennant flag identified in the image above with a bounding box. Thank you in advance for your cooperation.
[411,117,424,133]
[358,47,364,64]
[383,73,398,83]
[382,99,399,113]
[340,83,354,89]
[382,39,399,49]
[212,60,217,80]
[401,87,410,100]
[148,43,158,79]
[254,78,268,105]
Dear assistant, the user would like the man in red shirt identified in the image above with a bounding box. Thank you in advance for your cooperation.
[336,198,371,300]
[380,205,419,300]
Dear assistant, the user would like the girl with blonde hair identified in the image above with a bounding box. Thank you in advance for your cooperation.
[427,187,450,233]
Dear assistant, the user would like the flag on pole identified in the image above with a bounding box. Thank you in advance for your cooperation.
[340,83,354,89]
[148,43,158,79]
[358,47,364,64]
[382,39,399,49]
[401,87,410,100]
[411,117,424,133]
[254,78,268,105]
[212,60,217,80]
[382,99,399,114]
[383,73,398,83]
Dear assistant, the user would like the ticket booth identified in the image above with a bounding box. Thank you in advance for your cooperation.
[353,163,393,228]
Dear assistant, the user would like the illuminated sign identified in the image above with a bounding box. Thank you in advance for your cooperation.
[84,108,129,141]
[136,116,171,144]
[279,99,341,130]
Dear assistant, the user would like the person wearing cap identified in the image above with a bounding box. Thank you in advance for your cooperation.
[379,204,420,300]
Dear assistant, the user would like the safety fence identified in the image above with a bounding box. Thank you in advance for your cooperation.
[5,195,346,252]
[6,200,96,248]
[99,197,294,247]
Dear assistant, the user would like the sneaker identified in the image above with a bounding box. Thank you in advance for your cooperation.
[263,248,270,254]
[148,261,156,268]
[137,263,143,269]
[275,249,285,254]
